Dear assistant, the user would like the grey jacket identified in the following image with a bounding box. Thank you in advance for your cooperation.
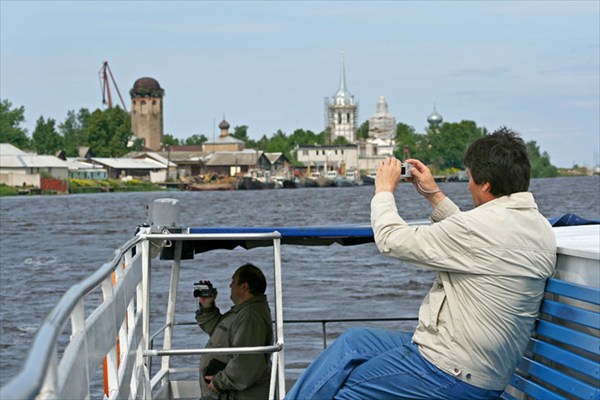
[196,294,273,400]
[371,192,556,390]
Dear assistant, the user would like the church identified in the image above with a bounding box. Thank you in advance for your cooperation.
[297,52,442,175]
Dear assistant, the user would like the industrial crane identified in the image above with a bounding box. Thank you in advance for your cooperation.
[99,61,128,112]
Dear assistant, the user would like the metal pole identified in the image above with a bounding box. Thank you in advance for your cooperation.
[141,235,152,367]
[272,237,286,397]
[166,145,170,182]
[160,240,182,387]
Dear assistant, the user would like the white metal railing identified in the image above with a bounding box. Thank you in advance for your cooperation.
[0,235,144,400]
[139,231,286,400]
[0,229,286,400]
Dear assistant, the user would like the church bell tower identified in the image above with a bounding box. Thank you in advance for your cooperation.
[325,51,358,144]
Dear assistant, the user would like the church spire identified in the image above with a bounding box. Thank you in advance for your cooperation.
[334,50,353,106]
[339,50,347,94]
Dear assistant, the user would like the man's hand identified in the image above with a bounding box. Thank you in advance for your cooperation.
[199,292,216,309]
[405,158,445,207]
[206,376,219,393]
[375,157,402,193]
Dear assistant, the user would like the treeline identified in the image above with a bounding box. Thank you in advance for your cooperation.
[1,98,557,177]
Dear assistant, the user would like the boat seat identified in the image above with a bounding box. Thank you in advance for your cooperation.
[501,278,600,400]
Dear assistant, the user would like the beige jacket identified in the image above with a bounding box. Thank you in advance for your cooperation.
[371,192,556,390]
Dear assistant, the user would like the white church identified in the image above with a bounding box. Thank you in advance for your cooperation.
[297,52,443,174]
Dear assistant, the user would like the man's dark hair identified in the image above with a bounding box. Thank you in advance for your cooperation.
[463,127,530,197]
[235,263,267,295]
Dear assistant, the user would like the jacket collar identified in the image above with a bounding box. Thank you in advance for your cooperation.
[231,294,267,312]
[480,192,538,210]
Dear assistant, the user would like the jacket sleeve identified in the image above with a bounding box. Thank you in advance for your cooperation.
[195,306,222,335]
[371,192,479,272]
[212,309,270,392]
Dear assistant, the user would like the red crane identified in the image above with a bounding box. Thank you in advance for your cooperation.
[99,61,128,112]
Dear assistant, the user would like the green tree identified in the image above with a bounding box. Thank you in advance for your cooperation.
[254,134,270,151]
[0,99,30,149]
[527,140,558,178]
[288,128,325,146]
[85,106,132,157]
[184,134,207,145]
[427,120,486,170]
[332,136,349,145]
[162,134,180,147]
[59,108,90,156]
[265,130,293,159]
[393,123,419,160]
[232,125,259,148]
[357,120,369,140]
[32,116,62,154]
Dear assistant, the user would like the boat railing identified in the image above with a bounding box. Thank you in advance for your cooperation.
[0,234,143,400]
[0,228,287,400]
[153,316,419,352]
[138,230,287,400]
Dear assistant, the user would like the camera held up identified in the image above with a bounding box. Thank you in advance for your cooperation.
[193,280,218,298]
[400,162,413,178]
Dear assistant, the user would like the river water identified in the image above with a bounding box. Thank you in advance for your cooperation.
[1,176,599,387]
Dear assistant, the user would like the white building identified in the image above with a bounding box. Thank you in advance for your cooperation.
[325,51,358,144]
[297,145,359,173]
[0,143,69,186]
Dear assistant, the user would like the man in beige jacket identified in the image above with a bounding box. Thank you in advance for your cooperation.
[286,128,556,400]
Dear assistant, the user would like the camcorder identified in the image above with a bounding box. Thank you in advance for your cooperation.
[193,280,217,298]
[401,162,413,178]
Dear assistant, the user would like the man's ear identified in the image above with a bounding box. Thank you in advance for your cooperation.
[482,181,492,193]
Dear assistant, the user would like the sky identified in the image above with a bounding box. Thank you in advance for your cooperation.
[1,1,598,168]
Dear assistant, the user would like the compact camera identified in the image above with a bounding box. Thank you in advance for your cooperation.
[193,280,217,298]
[401,162,413,178]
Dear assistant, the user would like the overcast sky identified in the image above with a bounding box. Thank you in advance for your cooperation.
[1,1,598,167]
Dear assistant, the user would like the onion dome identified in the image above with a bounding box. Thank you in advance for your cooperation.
[130,77,164,98]
[427,105,443,125]
[218,119,230,130]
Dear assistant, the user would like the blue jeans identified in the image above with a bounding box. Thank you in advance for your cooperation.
[285,328,503,400]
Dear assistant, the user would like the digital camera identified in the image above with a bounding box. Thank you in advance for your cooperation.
[193,280,217,298]
[401,162,412,178]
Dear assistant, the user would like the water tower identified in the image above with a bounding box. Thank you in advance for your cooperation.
[130,77,165,151]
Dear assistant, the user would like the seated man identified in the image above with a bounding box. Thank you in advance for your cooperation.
[286,128,557,399]
[196,263,273,400]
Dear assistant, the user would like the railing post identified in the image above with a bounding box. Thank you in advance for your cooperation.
[141,231,152,372]
[161,240,182,388]
[102,274,119,397]
[38,345,58,399]
[273,237,286,397]
[70,299,90,397]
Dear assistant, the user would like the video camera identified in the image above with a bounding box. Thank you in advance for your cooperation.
[193,280,217,298]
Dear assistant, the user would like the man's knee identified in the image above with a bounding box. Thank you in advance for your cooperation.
[338,327,373,343]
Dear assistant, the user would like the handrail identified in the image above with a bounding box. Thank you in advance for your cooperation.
[0,235,142,400]
[154,316,419,355]
[141,232,283,241]
[144,343,284,357]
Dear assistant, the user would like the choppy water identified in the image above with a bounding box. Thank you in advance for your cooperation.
[1,176,599,386]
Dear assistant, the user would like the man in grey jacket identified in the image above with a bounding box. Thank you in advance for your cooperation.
[196,263,273,400]
[286,128,556,399]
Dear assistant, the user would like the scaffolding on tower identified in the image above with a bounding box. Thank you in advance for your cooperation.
[98,61,128,112]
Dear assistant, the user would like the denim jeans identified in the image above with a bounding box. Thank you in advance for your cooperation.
[285,328,503,400]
